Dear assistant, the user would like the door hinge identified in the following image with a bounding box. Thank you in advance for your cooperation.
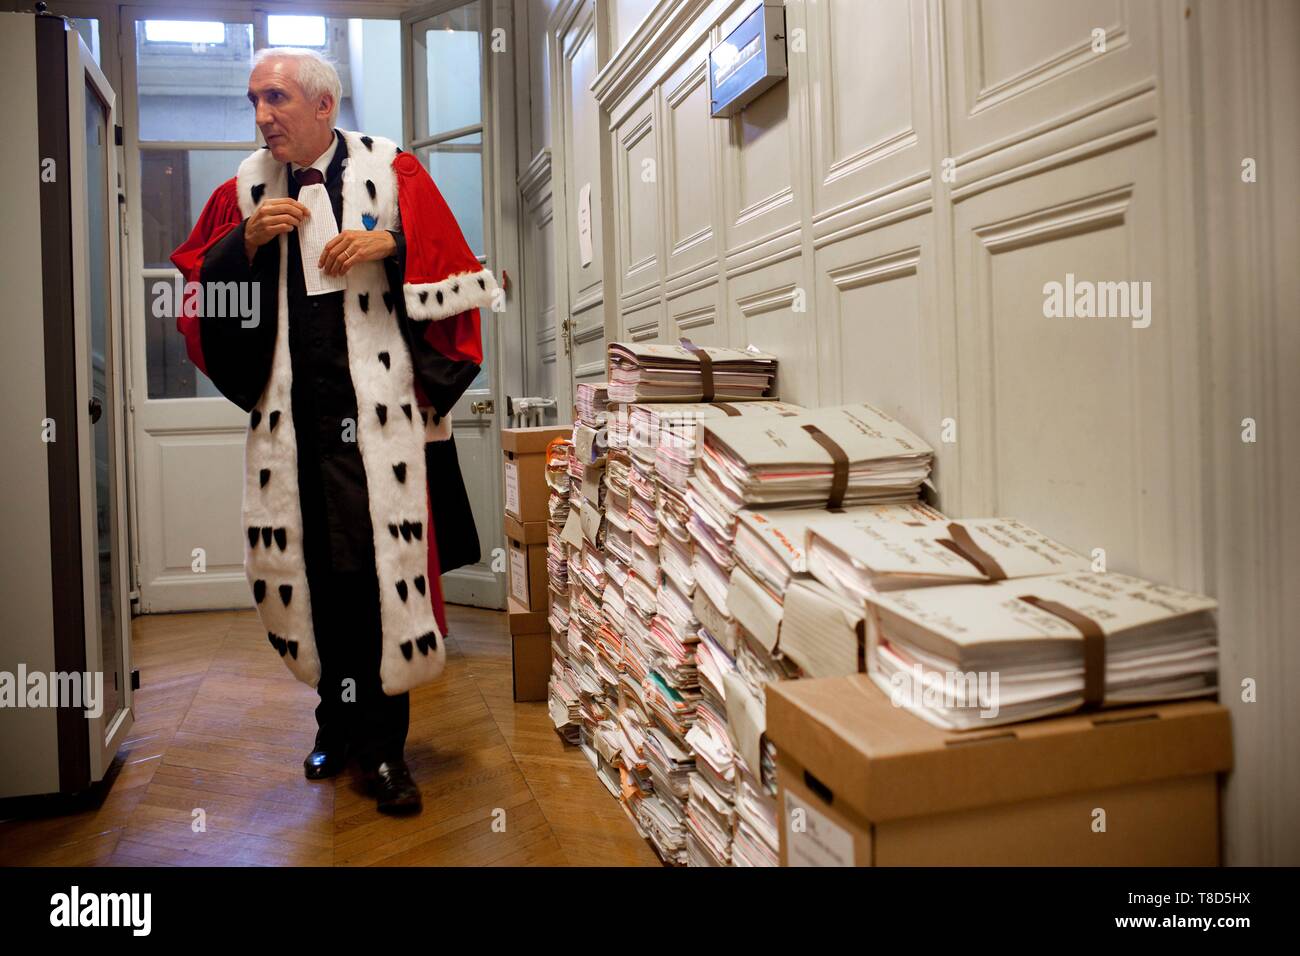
[114,124,123,146]
[130,669,140,691]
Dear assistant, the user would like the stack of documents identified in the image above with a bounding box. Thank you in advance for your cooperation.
[629,400,801,492]
[808,516,1088,600]
[684,679,737,867]
[781,516,1089,680]
[728,502,947,654]
[576,380,609,428]
[697,402,933,511]
[637,792,689,866]
[731,752,779,867]
[547,653,582,745]
[866,570,1220,730]
[607,342,778,403]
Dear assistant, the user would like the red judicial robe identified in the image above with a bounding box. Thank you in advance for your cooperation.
[170,129,497,695]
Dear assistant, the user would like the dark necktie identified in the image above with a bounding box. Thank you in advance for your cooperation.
[295,167,324,186]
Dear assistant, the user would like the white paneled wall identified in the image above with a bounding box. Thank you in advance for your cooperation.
[525,0,1299,864]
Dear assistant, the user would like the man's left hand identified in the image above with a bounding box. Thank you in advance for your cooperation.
[318,230,396,276]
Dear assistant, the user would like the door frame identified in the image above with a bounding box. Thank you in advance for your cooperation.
[403,0,517,608]
[67,25,134,779]
[118,3,260,612]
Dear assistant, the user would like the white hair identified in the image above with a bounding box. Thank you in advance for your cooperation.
[252,47,342,125]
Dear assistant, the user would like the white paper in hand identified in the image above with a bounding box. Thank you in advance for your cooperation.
[297,183,347,296]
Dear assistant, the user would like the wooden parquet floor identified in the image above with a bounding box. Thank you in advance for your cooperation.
[0,605,660,867]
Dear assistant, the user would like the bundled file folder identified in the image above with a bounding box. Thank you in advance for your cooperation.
[866,570,1219,729]
[607,341,778,403]
[807,516,1090,599]
[697,402,933,511]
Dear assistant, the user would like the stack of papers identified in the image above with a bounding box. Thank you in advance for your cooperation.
[731,752,779,867]
[808,516,1089,600]
[698,402,933,510]
[728,502,947,652]
[545,438,574,601]
[576,381,609,428]
[637,793,688,866]
[547,655,581,745]
[607,342,778,403]
[780,516,1089,681]
[866,570,1219,729]
[775,578,869,679]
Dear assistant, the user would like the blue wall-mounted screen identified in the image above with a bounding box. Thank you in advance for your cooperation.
[709,4,785,117]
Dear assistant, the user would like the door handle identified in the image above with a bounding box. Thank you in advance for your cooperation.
[470,399,494,415]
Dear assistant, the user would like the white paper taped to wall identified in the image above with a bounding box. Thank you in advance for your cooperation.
[297,183,347,296]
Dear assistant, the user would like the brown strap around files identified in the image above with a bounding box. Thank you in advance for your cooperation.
[938,522,1008,581]
[855,620,867,673]
[679,337,714,402]
[1018,595,1106,709]
[801,424,849,511]
[709,402,742,416]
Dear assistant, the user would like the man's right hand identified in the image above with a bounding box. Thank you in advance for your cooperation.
[244,198,310,261]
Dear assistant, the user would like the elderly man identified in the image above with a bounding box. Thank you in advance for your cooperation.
[170,48,496,814]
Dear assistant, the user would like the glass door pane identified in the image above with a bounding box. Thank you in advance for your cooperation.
[417,133,484,255]
[422,6,482,136]
[84,77,123,723]
[134,20,255,141]
[267,16,404,144]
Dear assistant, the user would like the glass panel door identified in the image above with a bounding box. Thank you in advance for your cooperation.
[122,5,417,612]
[407,0,503,608]
[72,29,133,775]
[84,73,123,724]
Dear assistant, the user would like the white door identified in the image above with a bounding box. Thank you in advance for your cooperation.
[122,9,258,612]
[404,0,506,609]
[122,10,409,612]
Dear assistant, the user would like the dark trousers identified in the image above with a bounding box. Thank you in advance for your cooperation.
[311,569,410,768]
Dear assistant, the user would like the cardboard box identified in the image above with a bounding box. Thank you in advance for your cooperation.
[501,426,569,523]
[506,529,548,611]
[505,513,548,545]
[766,675,1232,866]
[507,598,551,702]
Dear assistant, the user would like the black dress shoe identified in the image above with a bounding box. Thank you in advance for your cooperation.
[303,733,350,780]
[367,759,422,815]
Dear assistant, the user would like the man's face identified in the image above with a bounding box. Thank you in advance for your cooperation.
[247,57,333,164]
